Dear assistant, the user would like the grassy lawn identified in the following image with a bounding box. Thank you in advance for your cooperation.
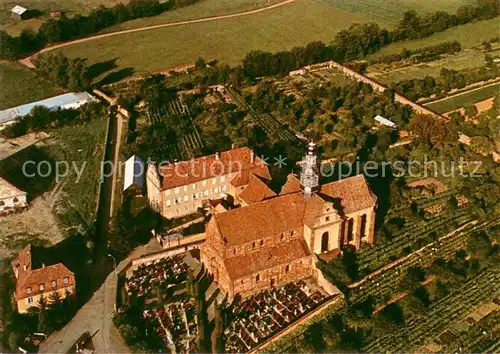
[42,118,108,228]
[54,0,371,76]
[102,0,287,32]
[0,61,62,110]
[365,18,498,83]
[322,0,475,25]
[425,83,500,113]
[369,18,498,58]
[369,49,486,84]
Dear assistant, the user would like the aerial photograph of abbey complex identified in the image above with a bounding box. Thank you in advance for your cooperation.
[0,0,499,353]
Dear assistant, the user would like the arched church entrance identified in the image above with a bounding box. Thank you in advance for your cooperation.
[321,232,329,253]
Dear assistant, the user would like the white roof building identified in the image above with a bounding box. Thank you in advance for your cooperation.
[374,115,397,129]
[0,92,96,126]
[123,155,145,192]
[11,5,28,16]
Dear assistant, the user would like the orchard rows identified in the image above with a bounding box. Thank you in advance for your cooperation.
[349,218,498,305]
[363,265,500,352]
[226,87,297,141]
[357,207,473,272]
[147,98,203,161]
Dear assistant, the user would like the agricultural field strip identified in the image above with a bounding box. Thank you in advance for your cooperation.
[364,266,500,352]
[226,88,297,141]
[427,310,500,353]
[349,218,498,304]
[425,82,500,113]
[356,209,472,271]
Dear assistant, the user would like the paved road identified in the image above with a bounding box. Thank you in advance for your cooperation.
[39,239,164,353]
[19,0,295,69]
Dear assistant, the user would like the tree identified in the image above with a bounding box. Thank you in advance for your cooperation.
[409,114,458,152]
[212,302,225,353]
[469,136,492,155]
[195,57,206,70]
[8,331,21,352]
[303,322,326,352]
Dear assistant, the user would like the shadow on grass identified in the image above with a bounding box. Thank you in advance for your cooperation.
[97,67,135,86]
[87,58,118,80]
[0,145,55,201]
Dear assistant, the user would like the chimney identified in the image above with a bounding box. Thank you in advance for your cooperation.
[215,152,220,160]
[42,263,45,268]
[23,265,27,272]
[250,150,255,163]
[231,143,235,150]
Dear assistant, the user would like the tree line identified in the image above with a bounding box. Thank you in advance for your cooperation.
[0,0,199,60]
[369,41,462,65]
[238,0,499,78]
[392,64,500,101]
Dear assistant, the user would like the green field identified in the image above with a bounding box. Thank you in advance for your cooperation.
[0,61,61,110]
[366,18,498,83]
[322,0,475,25]
[54,0,371,76]
[101,0,286,32]
[42,118,107,227]
[425,83,500,113]
[0,0,122,33]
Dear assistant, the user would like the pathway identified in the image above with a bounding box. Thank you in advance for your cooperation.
[39,238,164,353]
[19,0,296,69]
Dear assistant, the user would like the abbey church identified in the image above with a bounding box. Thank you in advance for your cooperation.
[200,142,377,299]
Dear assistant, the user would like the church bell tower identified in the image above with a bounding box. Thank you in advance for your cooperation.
[300,141,319,197]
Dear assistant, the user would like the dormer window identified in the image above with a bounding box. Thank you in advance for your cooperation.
[280,233,284,241]
[326,216,330,222]
[252,242,256,249]
[256,274,260,282]
[27,287,32,294]
[260,240,264,246]
[285,265,290,272]
[233,248,236,255]
[291,230,295,237]
[51,280,57,288]
[63,277,69,285]
[39,284,44,291]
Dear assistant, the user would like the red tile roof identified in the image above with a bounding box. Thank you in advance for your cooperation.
[238,174,276,205]
[212,174,376,247]
[158,147,270,190]
[319,174,377,214]
[279,174,301,195]
[11,244,75,299]
[224,238,311,279]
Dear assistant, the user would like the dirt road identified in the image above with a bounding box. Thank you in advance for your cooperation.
[19,0,296,69]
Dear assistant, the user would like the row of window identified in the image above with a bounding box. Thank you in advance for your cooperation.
[26,287,72,304]
[165,186,226,206]
[26,277,69,294]
[255,264,291,283]
[165,176,227,196]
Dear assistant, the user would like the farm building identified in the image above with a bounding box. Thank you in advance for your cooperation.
[11,5,28,21]
[374,115,397,129]
[0,92,96,127]
[123,155,145,196]
[0,177,27,215]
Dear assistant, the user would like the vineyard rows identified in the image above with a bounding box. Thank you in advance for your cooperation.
[431,309,500,353]
[349,219,498,305]
[147,97,203,161]
[226,87,297,141]
[357,208,472,272]
[386,189,457,219]
[363,266,500,352]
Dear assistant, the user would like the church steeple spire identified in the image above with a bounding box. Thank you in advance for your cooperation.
[300,141,319,197]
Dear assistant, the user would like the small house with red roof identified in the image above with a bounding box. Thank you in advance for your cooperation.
[11,244,76,313]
